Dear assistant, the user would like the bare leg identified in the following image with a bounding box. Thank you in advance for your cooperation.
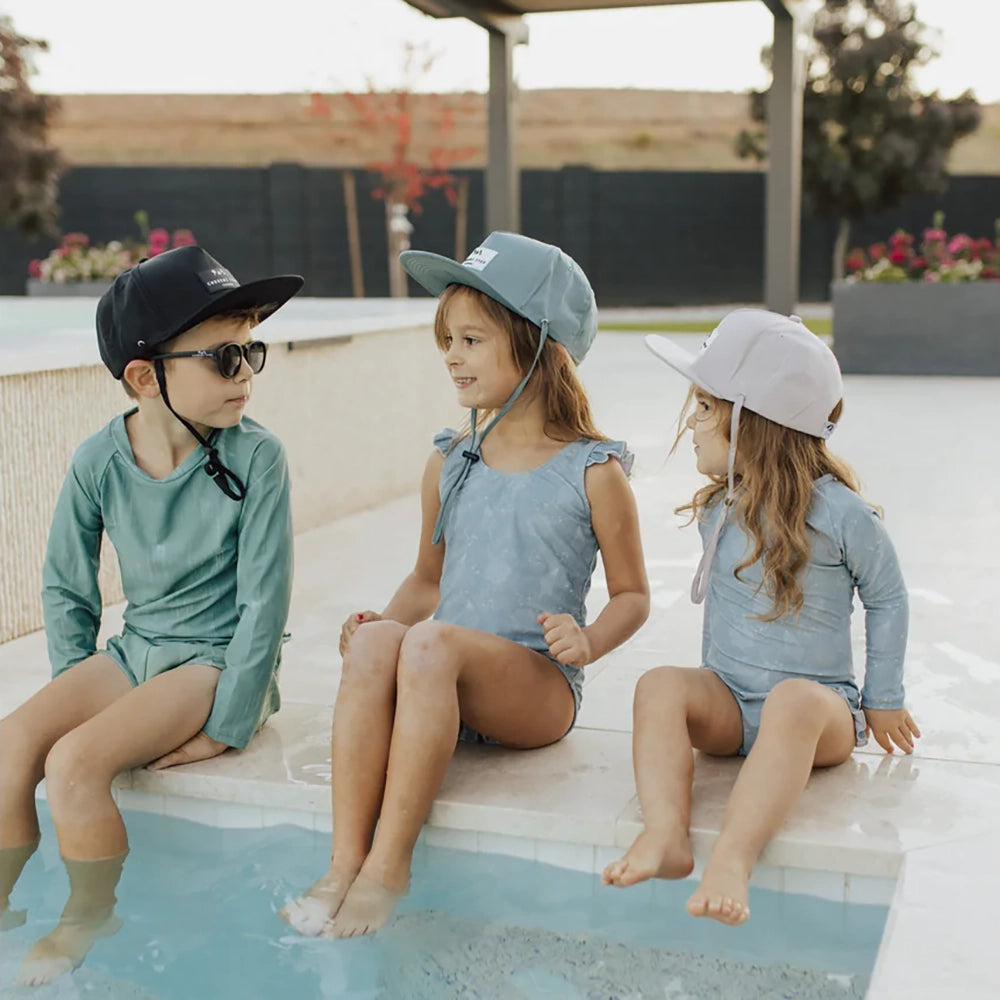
[330,621,575,938]
[16,853,127,986]
[0,840,39,930]
[18,662,219,983]
[687,679,856,926]
[0,655,132,929]
[603,667,742,888]
[281,621,407,936]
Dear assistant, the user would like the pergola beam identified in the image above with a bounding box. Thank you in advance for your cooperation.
[408,0,529,40]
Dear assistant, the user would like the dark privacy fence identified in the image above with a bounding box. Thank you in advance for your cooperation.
[3,164,999,304]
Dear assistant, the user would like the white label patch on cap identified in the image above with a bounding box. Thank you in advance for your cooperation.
[198,266,239,292]
[463,247,498,271]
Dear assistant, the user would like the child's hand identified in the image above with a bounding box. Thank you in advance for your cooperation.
[863,707,921,755]
[538,612,592,668]
[147,731,229,770]
[339,610,382,656]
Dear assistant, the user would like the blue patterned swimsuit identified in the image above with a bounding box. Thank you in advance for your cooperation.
[432,429,632,742]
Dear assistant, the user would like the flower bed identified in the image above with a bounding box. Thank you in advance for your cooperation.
[833,216,1000,376]
[27,214,195,292]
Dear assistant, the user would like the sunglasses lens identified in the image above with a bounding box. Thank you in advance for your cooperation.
[247,341,267,374]
[219,344,243,378]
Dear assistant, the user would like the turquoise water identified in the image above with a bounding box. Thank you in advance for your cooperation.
[0,806,887,999]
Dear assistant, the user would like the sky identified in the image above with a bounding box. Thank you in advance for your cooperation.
[2,0,995,101]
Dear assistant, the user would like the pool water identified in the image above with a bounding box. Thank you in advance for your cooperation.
[0,805,887,999]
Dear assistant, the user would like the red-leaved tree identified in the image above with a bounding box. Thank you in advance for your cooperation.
[309,44,479,296]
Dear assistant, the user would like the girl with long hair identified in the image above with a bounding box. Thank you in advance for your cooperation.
[283,232,649,938]
[603,309,919,925]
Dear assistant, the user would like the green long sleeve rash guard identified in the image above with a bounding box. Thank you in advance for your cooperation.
[41,412,293,749]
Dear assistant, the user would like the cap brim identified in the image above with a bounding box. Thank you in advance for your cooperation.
[400,250,522,314]
[644,334,699,378]
[174,274,304,340]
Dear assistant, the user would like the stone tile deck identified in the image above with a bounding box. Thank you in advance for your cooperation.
[2,331,997,999]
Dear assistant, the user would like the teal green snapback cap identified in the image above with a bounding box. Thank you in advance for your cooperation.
[400,231,597,364]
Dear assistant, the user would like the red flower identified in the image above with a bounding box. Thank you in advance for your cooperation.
[868,242,887,260]
[888,248,909,265]
[28,259,42,278]
[171,229,196,248]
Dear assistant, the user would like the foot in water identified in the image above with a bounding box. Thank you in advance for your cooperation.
[17,913,123,986]
[686,856,750,926]
[17,850,128,985]
[601,825,694,888]
[325,870,409,939]
[280,865,360,937]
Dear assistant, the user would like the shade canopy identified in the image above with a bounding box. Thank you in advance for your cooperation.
[400,0,805,311]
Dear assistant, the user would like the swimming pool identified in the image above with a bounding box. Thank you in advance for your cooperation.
[0,804,887,999]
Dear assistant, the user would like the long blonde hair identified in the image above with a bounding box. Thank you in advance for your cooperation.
[434,284,607,443]
[675,388,866,621]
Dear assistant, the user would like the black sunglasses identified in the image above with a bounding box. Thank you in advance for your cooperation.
[150,340,268,379]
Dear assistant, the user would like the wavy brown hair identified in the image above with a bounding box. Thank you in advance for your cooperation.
[675,387,868,621]
[434,283,607,444]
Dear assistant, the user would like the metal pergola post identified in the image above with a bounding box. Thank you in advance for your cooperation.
[763,2,804,314]
[487,27,521,233]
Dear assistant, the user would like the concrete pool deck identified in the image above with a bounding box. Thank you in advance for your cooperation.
[1,323,997,999]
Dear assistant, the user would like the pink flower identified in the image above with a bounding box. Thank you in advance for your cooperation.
[947,234,972,255]
[28,259,42,278]
[868,242,887,261]
[147,228,170,256]
[888,248,909,265]
[61,232,90,248]
[889,230,914,248]
[923,228,947,243]
[171,229,196,248]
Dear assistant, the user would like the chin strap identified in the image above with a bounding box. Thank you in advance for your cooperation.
[153,361,246,501]
[431,319,550,545]
[690,395,743,605]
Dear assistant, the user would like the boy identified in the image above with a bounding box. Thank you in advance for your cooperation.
[0,245,302,984]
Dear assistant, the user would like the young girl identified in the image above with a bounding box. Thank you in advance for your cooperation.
[282,231,650,939]
[602,309,920,926]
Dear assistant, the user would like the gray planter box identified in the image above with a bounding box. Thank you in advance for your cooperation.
[26,278,113,297]
[832,280,1000,376]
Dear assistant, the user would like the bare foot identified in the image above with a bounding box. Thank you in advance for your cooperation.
[17,913,122,985]
[279,864,360,937]
[686,856,750,926]
[602,825,694,887]
[325,870,408,939]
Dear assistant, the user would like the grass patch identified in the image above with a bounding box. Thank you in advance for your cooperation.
[601,317,832,337]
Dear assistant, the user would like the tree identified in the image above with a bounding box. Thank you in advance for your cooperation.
[308,43,479,297]
[737,0,982,280]
[0,15,61,237]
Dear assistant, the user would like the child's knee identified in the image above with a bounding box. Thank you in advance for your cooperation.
[43,733,109,804]
[342,621,407,682]
[396,621,459,683]
[761,678,829,723]
[634,665,685,704]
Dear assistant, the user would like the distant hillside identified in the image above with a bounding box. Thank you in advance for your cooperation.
[48,90,999,174]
